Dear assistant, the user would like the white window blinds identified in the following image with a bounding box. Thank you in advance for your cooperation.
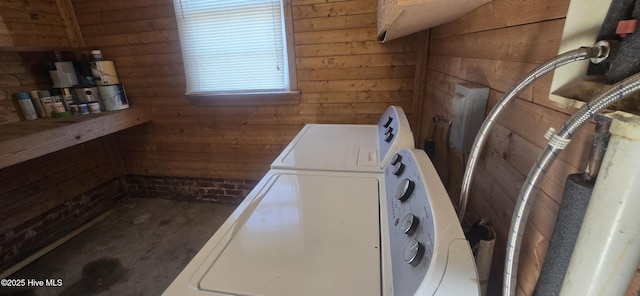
[173,0,289,94]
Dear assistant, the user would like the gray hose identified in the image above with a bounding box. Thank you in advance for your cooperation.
[503,71,640,296]
[458,46,607,222]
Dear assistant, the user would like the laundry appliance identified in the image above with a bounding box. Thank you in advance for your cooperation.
[163,148,479,296]
[271,105,415,173]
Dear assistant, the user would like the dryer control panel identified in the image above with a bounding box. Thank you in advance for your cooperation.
[377,106,415,169]
[383,149,479,296]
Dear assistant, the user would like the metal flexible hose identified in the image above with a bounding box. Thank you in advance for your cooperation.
[503,71,640,296]
[458,45,607,222]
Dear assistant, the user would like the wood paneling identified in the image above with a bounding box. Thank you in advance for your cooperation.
[420,0,639,295]
[73,4,176,26]
[71,0,419,180]
[429,19,564,63]
[0,0,83,47]
[294,13,376,32]
[292,0,376,19]
[0,0,88,123]
[0,0,140,272]
[1,145,120,270]
[55,0,85,47]
[0,108,151,169]
[0,49,132,270]
[429,0,569,39]
[0,51,52,125]
[295,39,416,57]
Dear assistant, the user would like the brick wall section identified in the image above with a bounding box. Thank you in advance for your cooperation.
[126,175,257,204]
[0,177,128,271]
[0,175,251,271]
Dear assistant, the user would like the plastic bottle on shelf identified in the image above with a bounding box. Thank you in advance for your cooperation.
[37,90,54,118]
[28,90,46,118]
[59,88,76,110]
[75,51,97,86]
[15,92,37,120]
[89,49,119,85]
[49,88,70,117]
[91,50,104,61]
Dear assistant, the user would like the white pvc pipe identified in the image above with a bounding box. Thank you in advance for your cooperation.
[560,112,640,296]
[477,237,495,296]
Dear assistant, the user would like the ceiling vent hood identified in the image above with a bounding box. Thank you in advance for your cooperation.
[377,0,492,42]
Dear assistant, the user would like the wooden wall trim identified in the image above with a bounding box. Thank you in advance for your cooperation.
[283,0,299,91]
[56,0,86,47]
[411,30,429,147]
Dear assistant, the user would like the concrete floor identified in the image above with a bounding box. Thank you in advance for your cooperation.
[0,198,237,296]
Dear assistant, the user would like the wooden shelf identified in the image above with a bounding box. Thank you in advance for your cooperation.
[0,107,151,170]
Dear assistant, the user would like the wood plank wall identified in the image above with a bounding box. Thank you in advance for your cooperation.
[0,0,82,48]
[0,0,125,270]
[0,51,124,271]
[0,138,120,233]
[0,0,83,124]
[0,51,51,124]
[421,0,640,295]
[0,0,67,47]
[70,0,419,181]
[0,136,125,269]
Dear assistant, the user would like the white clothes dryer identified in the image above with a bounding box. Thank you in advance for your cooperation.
[271,105,415,173]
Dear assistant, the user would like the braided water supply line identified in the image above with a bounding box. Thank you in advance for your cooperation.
[503,71,640,296]
[457,44,610,222]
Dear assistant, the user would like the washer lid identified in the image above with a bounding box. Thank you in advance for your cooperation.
[193,173,382,296]
[271,124,380,172]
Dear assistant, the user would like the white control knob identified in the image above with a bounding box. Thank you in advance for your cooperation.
[403,238,425,266]
[400,213,419,236]
[395,178,414,202]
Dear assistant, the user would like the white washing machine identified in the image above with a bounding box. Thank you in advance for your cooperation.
[271,106,415,173]
[163,148,479,296]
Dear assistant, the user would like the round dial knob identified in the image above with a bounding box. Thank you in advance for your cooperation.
[385,132,394,143]
[392,161,405,176]
[390,153,402,165]
[382,116,393,128]
[395,178,414,202]
[400,213,419,236]
[403,238,425,266]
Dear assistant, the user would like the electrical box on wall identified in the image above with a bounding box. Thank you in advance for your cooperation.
[450,83,490,155]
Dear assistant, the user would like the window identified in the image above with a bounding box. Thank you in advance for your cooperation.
[173,0,295,95]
